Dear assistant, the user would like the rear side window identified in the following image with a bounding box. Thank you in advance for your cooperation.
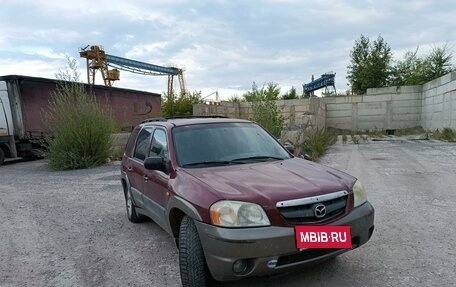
[133,128,152,161]
[125,127,141,157]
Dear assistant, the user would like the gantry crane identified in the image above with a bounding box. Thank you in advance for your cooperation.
[79,45,187,96]
[303,72,337,97]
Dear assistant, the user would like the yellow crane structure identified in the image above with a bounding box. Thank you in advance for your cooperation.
[79,45,187,97]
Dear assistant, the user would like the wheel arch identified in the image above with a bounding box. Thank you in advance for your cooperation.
[120,171,130,200]
[0,142,12,158]
[167,196,203,247]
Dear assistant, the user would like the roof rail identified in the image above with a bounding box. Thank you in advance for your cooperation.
[142,117,167,123]
[142,115,228,123]
[166,115,228,119]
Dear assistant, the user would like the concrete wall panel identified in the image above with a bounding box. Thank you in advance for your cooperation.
[194,72,456,132]
[363,94,392,102]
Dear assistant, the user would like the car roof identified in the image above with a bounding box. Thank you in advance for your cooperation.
[140,116,252,128]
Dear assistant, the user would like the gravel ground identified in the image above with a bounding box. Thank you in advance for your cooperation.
[1,138,455,286]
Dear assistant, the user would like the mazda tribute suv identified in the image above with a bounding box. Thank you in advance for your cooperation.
[120,117,375,287]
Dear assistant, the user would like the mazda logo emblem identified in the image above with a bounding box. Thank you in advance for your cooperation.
[314,203,326,218]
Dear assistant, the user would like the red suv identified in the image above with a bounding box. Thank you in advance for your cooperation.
[121,117,374,286]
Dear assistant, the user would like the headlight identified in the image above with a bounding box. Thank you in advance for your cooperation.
[210,200,270,227]
[353,180,367,207]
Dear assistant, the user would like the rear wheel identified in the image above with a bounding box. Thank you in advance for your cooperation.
[179,216,212,287]
[125,187,144,223]
[0,148,4,166]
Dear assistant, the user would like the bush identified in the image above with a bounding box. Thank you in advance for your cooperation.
[433,128,456,142]
[45,59,114,170]
[299,129,336,161]
[243,82,285,138]
[162,91,203,117]
[351,133,360,144]
[342,134,348,144]
[442,128,456,141]
[251,100,285,138]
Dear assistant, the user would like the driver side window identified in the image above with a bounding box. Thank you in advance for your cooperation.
[133,128,152,161]
[149,129,169,172]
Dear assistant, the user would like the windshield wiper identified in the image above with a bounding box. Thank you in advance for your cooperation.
[182,160,245,168]
[230,155,286,162]
[182,156,286,167]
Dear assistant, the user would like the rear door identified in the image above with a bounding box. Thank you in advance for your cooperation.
[127,127,153,208]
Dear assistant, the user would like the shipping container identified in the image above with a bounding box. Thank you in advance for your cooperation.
[0,75,161,165]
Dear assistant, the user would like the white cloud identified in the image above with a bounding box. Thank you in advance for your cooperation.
[0,0,454,99]
[0,59,62,78]
[125,42,170,59]
[18,47,67,60]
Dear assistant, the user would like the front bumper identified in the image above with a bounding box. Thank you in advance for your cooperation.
[195,201,374,281]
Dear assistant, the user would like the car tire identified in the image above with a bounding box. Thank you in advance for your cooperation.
[179,216,212,287]
[125,187,144,223]
[0,148,4,166]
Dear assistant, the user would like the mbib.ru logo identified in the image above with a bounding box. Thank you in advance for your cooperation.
[295,226,352,249]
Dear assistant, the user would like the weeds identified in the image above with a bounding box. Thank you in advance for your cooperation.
[298,129,337,161]
[368,129,385,138]
[351,132,360,144]
[251,100,285,139]
[442,128,456,141]
[394,127,425,136]
[45,58,115,170]
[432,128,456,142]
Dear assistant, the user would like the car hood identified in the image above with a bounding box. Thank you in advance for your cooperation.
[181,157,356,207]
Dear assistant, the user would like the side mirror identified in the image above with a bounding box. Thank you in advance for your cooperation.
[284,144,295,154]
[144,156,165,171]
[283,141,295,154]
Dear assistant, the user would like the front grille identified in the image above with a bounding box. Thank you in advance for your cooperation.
[277,249,340,266]
[277,195,347,225]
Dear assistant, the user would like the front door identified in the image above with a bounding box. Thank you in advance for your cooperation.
[142,128,170,228]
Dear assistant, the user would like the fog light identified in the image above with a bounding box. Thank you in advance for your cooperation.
[267,259,277,269]
[232,259,248,274]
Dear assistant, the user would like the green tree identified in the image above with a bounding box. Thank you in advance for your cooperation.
[227,95,242,102]
[347,35,392,94]
[390,45,454,86]
[282,86,298,100]
[161,91,203,117]
[389,48,422,86]
[424,45,454,80]
[242,82,284,138]
[251,100,284,138]
[243,82,280,102]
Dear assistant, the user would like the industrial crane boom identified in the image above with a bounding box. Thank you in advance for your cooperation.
[105,54,181,76]
[303,72,337,97]
[79,45,187,96]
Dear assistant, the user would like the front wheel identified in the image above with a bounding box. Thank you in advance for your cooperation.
[179,216,212,287]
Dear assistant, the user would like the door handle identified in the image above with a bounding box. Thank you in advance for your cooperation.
[127,167,132,172]
[143,175,148,182]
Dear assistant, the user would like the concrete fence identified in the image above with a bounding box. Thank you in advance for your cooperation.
[421,72,456,130]
[193,71,456,135]
[193,97,326,143]
[323,85,423,131]
[109,72,456,154]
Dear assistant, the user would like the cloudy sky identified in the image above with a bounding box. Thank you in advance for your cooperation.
[0,0,455,100]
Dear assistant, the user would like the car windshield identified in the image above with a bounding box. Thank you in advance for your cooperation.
[173,122,291,168]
